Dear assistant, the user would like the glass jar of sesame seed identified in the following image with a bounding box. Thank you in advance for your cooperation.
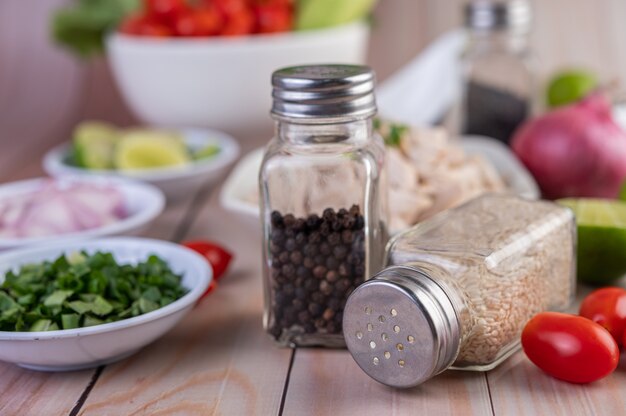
[342,194,576,388]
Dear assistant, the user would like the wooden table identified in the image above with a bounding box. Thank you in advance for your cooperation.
[1,138,625,416]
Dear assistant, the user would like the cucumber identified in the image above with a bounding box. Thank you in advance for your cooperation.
[73,121,120,169]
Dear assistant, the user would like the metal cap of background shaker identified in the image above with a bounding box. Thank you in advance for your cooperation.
[464,0,531,32]
[271,64,377,121]
[342,266,461,388]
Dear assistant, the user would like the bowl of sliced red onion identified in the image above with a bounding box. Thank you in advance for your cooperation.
[0,176,164,250]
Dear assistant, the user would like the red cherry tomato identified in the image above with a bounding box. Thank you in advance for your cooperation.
[522,312,619,384]
[119,14,173,36]
[174,8,223,37]
[580,287,626,347]
[221,9,255,35]
[254,4,292,33]
[145,0,188,23]
[193,6,225,35]
[182,240,233,281]
[212,0,250,16]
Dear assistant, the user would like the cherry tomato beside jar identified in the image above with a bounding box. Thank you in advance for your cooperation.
[183,240,233,300]
[580,287,626,347]
[522,312,619,384]
[182,240,233,281]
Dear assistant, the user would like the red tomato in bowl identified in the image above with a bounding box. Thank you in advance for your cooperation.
[580,287,626,347]
[120,14,173,37]
[221,10,255,35]
[522,312,619,384]
[254,4,292,33]
[145,0,188,22]
[174,7,224,36]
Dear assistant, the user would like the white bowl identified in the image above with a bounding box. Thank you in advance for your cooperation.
[0,237,211,371]
[0,176,165,250]
[105,22,370,136]
[220,136,541,232]
[43,128,240,201]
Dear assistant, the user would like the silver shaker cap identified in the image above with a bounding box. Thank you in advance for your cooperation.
[271,64,377,122]
[343,266,460,388]
[464,0,531,32]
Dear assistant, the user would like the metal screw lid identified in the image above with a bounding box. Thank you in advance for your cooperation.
[343,266,461,388]
[464,0,531,32]
[271,64,377,122]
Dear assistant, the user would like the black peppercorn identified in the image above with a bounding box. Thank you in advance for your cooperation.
[326,257,338,270]
[333,245,347,259]
[319,280,333,295]
[296,266,311,278]
[303,257,315,269]
[313,265,327,279]
[290,251,303,265]
[271,210,284,227]
[326,270,339,282]
[308,303,322,317]
[295,232,307,247]
[328,232,340,245]
[306,214,321,229]
[285,238,296,251]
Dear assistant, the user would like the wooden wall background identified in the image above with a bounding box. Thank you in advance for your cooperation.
[1,0,626,178]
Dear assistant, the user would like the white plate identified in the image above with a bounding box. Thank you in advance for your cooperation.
[0,237,211,371]
[43,128,240,201]
[219,136,540,228]
[0,176,165,250]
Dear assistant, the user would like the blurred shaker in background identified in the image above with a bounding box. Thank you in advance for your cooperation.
[448,0,536,144]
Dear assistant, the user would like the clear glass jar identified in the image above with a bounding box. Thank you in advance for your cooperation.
[447,0,537,143]
[260,65,387,348]
[343,194,575,387]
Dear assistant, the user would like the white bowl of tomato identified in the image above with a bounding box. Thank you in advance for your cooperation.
[105,0,372,137]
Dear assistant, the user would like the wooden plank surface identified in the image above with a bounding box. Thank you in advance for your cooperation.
[77,187,293,416]
[283,349,492,416]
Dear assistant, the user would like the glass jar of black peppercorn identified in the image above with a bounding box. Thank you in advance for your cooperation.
[260,64,388,347]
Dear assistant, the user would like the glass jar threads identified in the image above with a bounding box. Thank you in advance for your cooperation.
[343,194,575,387]
[260,65,387,348]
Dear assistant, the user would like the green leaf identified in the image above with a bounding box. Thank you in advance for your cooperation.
[91,296,114,316]
[43,290,73,307]
[30,319,53,332]
[138,298,159,314]
[62,314,81,330]
[67,300,92,315]
[0,291,18,311]
[83,315,104,327]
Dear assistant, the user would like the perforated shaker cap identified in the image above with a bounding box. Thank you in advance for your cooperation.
[271,64,377,122]
[343,266,461,388]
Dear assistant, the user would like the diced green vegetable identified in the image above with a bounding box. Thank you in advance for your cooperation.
[0,252,187,332]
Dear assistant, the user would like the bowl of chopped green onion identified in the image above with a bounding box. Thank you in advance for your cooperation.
[0,237,211,371]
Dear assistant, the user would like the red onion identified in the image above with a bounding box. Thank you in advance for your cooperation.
[512,93,626,199]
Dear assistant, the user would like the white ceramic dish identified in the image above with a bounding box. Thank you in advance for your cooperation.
[219,136,541,228]
[0,237,211,371]
[43,128,240,201]
[0,176,164,250]
[105,22,370,136]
